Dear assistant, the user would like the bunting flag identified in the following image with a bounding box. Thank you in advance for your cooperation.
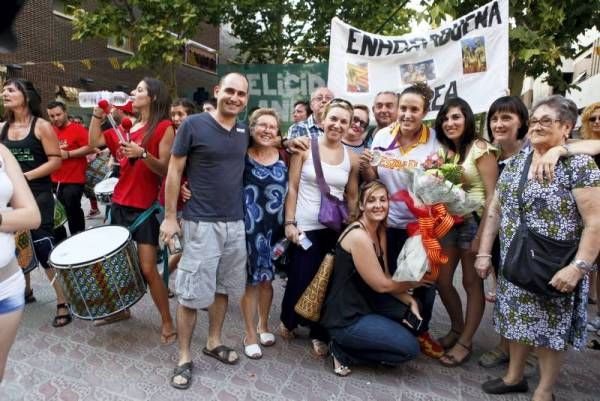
[51,61,65,72]
[109,57,121,69]
[80,59,92,70]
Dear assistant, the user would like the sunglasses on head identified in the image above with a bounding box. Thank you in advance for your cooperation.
[329,98,353,109]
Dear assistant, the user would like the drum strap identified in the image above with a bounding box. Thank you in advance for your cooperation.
[126,202,169,287]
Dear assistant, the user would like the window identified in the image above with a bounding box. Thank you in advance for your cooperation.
[108,36,134,55]
[184,41,218,74]
[52,0,75,19]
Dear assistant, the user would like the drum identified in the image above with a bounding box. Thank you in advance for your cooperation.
[49,225,146,320]
[54,197,67,229]
[85,152,111,197]
[94,178,118,205]
[14,230,38,273]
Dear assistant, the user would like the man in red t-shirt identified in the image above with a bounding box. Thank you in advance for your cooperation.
[47,100,92,242]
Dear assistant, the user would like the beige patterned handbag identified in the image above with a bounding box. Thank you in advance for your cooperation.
[294,252,335,322]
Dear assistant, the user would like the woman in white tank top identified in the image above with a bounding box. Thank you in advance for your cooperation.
[280,99,360,356]
[0,143,41,381]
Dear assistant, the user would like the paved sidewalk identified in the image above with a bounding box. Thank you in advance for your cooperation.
[1,213,599,400]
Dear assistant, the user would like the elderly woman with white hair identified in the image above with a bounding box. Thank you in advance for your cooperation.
[475,95,600,401]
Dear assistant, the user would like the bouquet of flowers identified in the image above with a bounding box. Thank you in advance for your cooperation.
[389,149,482,282]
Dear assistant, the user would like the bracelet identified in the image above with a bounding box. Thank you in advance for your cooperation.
[476,254,492,258]
[284,220,297,226]
[560,144,571,157]
[572,259,593,274]
[92,114,103,119]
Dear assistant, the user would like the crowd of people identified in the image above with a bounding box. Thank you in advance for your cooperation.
[0,74,599,401]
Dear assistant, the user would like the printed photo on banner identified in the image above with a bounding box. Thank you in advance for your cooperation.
[327,0,508,117]
[346,62,369,93]
[399,59,437,84]
[461,36,487,74]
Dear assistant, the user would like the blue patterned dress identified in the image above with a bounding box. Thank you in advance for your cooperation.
[495,151,600,350]
[244,154,288,285]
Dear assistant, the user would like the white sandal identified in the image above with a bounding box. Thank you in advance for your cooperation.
[258,332,276,347]
[243,337,262,360]
[332,356,351,377]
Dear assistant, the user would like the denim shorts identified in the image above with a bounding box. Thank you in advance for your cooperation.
[439,216,478,250]
[0,270,25,315]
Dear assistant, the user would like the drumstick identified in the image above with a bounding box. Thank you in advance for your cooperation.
[120,118,135,165]
[98,100,125,143]
[121,117,133,143]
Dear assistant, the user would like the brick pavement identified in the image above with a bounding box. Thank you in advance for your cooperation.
[2,210,599,401]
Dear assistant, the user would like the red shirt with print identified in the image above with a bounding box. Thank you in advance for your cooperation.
[103,120,172,209]
[51,122,89,184]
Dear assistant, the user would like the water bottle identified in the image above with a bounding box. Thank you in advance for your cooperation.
[78,91,132,108]
[484,273,497,303]
[271,238,290,260]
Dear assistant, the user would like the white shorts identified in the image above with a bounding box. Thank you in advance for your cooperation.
[175,220,247,309]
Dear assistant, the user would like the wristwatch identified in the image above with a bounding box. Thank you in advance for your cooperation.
[141,149,148,159]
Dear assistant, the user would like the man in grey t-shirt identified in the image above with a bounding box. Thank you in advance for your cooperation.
[161,73,250,388]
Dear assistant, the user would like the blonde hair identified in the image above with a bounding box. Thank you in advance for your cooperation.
[248,108,281,130]
[355,180,389,224]
[581,102,600,139]
[320,99,354,123]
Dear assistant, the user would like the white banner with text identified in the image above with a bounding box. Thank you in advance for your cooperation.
[327,0,509,118]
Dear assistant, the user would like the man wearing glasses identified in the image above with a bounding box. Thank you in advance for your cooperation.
[287,87,334,139]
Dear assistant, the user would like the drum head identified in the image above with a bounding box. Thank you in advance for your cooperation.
[50,225,130,267]
[94,177,118,194]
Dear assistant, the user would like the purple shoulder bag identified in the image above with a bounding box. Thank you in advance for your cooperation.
[310,137,348,232]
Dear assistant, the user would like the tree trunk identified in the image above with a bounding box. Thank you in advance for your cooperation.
[509,68,525,97]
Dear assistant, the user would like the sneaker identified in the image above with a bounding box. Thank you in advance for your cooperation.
[417,331,444,359]
[479,346,509,368]
[86,209,100,219]
[587,316,600,332]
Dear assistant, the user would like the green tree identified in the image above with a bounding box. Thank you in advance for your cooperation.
[220,0,417,64]
[419,0,600,95]
[66,0,222,93]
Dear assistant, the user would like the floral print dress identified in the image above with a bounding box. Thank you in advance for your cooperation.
[243,154,288,285]
[495,151,600,350]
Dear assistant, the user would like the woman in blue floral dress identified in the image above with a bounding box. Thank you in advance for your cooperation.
[475,96,600,401]
[241,109,288,359]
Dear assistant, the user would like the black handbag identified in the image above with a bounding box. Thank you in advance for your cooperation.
[502,152,578,297]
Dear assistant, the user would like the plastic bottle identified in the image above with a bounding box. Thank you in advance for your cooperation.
[484,273,497,303]
[271,238,290,260]
[78,91,132,108]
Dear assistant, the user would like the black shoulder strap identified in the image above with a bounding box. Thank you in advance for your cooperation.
[516,151,533,220]
[337,223,362,245]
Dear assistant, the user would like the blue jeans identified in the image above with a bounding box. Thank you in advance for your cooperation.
[329,314,419,367]
[386,227,436,333]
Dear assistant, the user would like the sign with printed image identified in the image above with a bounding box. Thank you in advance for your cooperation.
[328,0,509,118]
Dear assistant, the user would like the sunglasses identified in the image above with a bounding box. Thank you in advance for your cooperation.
[589,116,599,123]
[352,116,368,129]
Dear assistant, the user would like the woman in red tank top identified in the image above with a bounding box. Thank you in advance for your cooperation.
[89,77,176,344]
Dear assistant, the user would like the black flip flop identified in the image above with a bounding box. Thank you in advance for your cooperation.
[52,303,72,328]
[202,345,239,365]
[170,361,193,390]
[587,339,600,350]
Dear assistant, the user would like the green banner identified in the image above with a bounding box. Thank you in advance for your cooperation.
[217,63,328,131]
